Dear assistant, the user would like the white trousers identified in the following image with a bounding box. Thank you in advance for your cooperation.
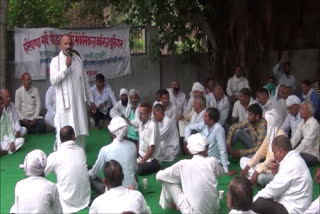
[159,182,194,214]
[304,196,319,214]
[240,157,274,187]
[0,135,24,154]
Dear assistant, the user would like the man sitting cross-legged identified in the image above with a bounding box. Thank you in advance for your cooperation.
[252,135,312,214]
[156,133,223,214]
[89,160,151,214]
[10,150,62,213]
[88,116,138,195]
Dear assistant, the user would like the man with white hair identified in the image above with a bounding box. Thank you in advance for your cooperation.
[240,109,286,186]
[45,126,90,213]
[281,95,302,137]
[123,89,140,143]
[0,95,24,155]
[88,116,137,195]
[156,133,223,214]
[167,80,186,115]
[153,104,180,162]
[110,88,129,118]
[290,100,320,166]
[300,80,320,120]
[0,89,27,137]
[206,82,230,125]
[184,82,206,114]
[10,150,62,213]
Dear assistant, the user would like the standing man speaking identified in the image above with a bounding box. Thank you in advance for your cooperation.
[50,34,94,150]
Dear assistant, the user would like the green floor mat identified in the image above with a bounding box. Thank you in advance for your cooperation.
[0,129,319,214]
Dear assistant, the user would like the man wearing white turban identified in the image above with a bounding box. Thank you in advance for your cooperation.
[156,133,223,214]
[10,150,62,213]
[281,95,302,137]
[88,116,138,194]
[240,109,287,186]
[110,88,129,118]
[183,82,208,114]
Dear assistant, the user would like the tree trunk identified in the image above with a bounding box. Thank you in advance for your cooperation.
[0,0,8,89]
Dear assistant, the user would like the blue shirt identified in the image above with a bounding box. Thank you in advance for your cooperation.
[185,121,230,173]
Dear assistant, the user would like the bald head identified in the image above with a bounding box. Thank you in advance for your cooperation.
[0,89,10,107]
[60,126,75,143]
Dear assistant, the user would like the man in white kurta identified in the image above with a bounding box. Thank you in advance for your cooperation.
[88,116,137,194]
[50,34,93,149]
[252,135,312,214]
[184,82,206,114]
[231,88,256,123]
[89,160,151,214]
[156,133,222,214]
[110,88,129,118]
[153,104,180,162]
[45,126,90,213]
[1,89,27,137]
[226,66,250,102]
[167,80,186,115]
[10,149,62,214]
[45,85,56,129]
[281,95,302,137]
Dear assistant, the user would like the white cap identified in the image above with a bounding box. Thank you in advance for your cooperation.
[119,88,128,97]
[286,95,301,107]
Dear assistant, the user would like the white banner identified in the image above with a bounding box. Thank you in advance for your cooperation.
[14,26,131,80]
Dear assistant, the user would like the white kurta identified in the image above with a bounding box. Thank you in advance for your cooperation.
[88,139,138,189]
[10,176,62,214]
[254,150,312,214]
[207,94,230,125]
[167,88,186,115]
[45,140,91,213]
[232,98,256,122]
[156,155,223,214]
[226,75,250,97]
[89,186,151,214]
[158,115,180,162]
[178,108,206,137]
[4,102,27,136]
[110,100,127,118]
[50,51,92,139]
[45,85,56,128]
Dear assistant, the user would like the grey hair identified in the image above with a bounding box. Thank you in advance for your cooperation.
[194,96,206,107]
[302,100,315,116]
[128,89,140,97]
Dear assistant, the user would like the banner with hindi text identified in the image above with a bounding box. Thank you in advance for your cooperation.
[14,26,131,80]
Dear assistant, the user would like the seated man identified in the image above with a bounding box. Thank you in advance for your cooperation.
[124,89,140,143]
[281,95,302,137]
[304,167,320,214]
[88,116,137,195]
[44,85,56,130]
[153,104,180,162]
[10,150,62,213]
[185,108,237,176]
[256,87,284,122]
[231,88,256,124]
[1,89,27,137]
[273,84,290,121]
[15,72,45,133]
[252,135,312,214]
[89,160,151,214]
[110,88,129,118]
[90,74,117,129]
[240,109,286,186]
[45,126,90,213]
[226,65,250,104]
[184,82,206,114]
[206,82,230,126]
[272,54,296,92]
[227,103,267,159]
[0,95,24,155]
[131,104,161,175]
[156,133,223,214]
[290,101,319,166]
[167,80,186,115]
[177,96,206,139]
[205,77,215,95]
[227,176,256,214]
[300,80,320,120]
[159,90,177,120]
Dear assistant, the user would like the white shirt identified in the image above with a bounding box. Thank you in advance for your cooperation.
[207,93,230,125]
[135,119,161,160]
[291,116,320,160]
[45,85,56,127]
[229,209,256,214]
[254,150,313,214]
[15,86,41,120]
[4,102,22,133]
[11,176,62,214]
[260,98,285,123]
[190,108,206,124]
[45,140,90,213]
[50,51,93,137]
[89,186,151,214]
[226,75,250,97]
[158,115,180,162]
[90,84,117,114]
[273,63,296,91]
[153,101,177,120]
[110,100,128,118]
[156,155,223,214]
[281,112,301,136]
[232,98,256,122]
[88,139,138,189]
[167,88,186,114]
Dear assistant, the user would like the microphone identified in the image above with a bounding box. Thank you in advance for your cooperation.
[66,48,81,58]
